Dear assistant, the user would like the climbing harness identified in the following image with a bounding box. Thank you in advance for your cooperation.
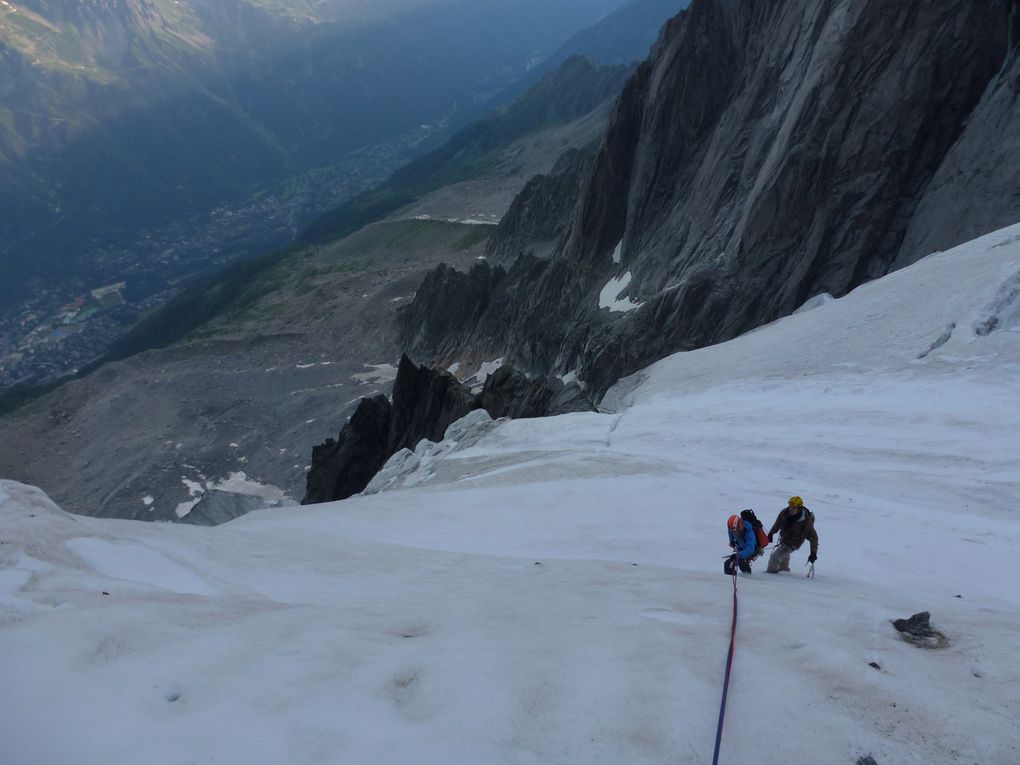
[712,553,739,765]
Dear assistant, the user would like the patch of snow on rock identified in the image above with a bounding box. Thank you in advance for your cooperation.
[463,357,505,391]
[475,357,504,382]
[351,363,399,384]
[175,498,200,519]
[364,410,498,494]
[181,478,203,497]
[206,472,290,504]
[599,272,643,313]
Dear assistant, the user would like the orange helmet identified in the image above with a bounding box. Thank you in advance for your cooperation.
[727,514,743,533]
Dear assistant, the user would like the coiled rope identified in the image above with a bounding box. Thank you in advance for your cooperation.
[712,559,739,765]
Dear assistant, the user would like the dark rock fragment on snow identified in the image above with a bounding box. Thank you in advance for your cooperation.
[892,611,949,649]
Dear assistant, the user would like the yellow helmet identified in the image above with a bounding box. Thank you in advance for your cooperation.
[788,496,804,507]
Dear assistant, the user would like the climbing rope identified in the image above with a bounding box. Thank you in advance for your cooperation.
[712,557,739,765]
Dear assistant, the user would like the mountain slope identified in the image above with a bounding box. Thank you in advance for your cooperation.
[0,218,490,521]
[400,0,1020,397]
[2,223,1019,763]
[301,55,631,244]
[0,0,629,309]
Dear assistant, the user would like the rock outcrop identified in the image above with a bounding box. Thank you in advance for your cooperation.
[485,148,597,264]
[400,0,1020,400]
[398,265,506,378]
[303,355,595,504]
[387,355,481,454]
[303,356,480,504]
[177,491,277,527]
[479,365,594,419]
[303,394,394,505]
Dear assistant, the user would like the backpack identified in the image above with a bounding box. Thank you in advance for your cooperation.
[740,509,769,555]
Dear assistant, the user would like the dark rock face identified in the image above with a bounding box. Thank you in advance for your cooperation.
[303,355,480,504]
[485,148,597,264]
[399,0,1019,400]
[387,354,481,454]
[399,263,507,368]
[479,365,595,419]
[898,29,1020,265]
[303,394,393,505]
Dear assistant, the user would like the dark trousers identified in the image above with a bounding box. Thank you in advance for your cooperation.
[725,555,753,575]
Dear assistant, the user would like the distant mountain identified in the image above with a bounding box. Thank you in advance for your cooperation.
[490,0,689,108]
[0,0,628,309]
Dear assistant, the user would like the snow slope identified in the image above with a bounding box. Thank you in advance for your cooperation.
[2,224,1020,764]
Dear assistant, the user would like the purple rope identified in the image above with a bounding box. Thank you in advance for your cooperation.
[712,561,739,765]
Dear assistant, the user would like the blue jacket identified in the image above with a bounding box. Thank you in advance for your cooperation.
[728,525,757,559]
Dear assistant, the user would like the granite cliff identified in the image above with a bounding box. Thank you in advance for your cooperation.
[400,0,1020,398]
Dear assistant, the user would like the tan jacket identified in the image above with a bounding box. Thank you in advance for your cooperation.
[768,507,819,558]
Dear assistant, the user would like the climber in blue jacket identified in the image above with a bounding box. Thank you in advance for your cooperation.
[725,513,756,574]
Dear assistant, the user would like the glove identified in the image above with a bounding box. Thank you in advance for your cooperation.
[767,532,774,543]
[808,554,817,563]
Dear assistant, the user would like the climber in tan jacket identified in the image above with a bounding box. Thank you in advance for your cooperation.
[766,496,819,573]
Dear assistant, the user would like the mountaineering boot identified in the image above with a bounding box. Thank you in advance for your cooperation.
[738,558,752,574]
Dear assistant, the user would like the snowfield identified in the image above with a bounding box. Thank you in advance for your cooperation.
[3,224,1020,764]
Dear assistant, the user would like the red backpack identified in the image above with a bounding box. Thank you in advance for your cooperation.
[740,509,769,555]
